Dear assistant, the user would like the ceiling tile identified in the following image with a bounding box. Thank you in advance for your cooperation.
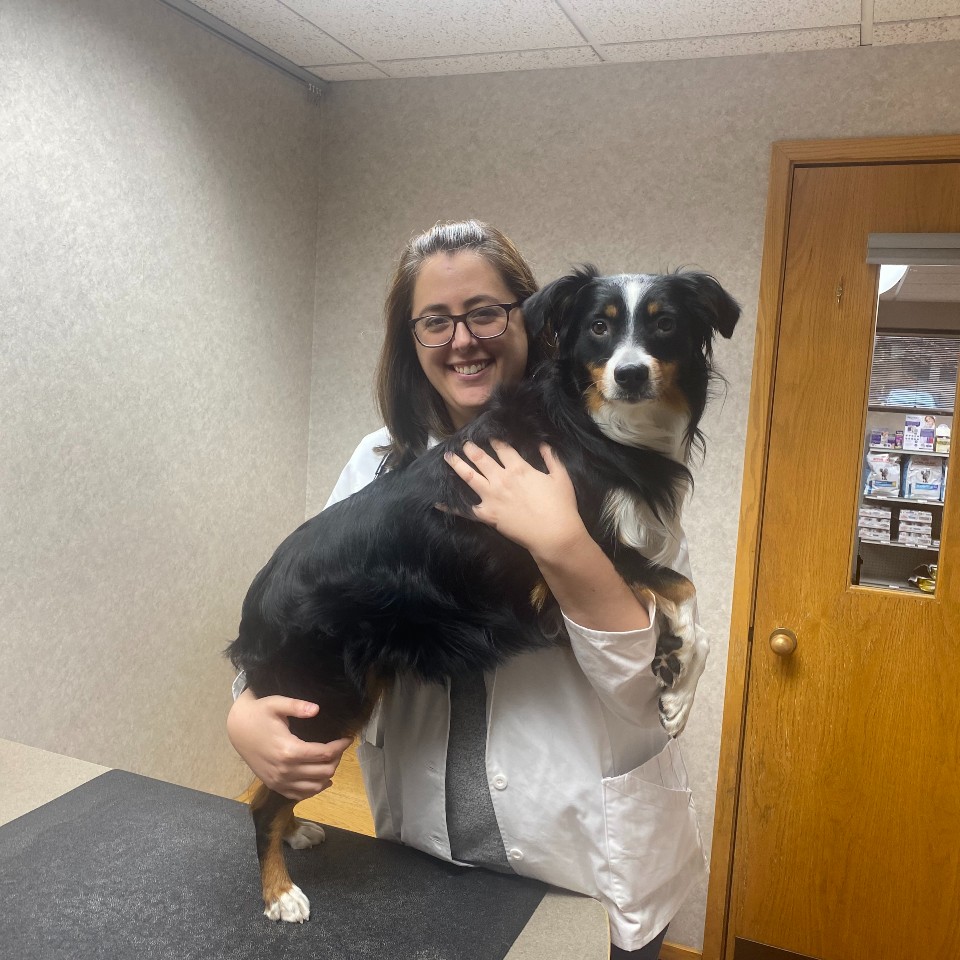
[308,63,388,80]
[189,0,360,64]
[873,17,960,43]
[283,0,584,61]
[875,1,960,21]
[382,46,600,78]
[564,0,860,45]
[600,25,860,63]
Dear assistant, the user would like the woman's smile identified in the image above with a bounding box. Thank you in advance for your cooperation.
[450,358,494,377]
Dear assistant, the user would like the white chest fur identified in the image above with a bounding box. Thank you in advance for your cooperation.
[601,487,685,568]
[590,400,689,463]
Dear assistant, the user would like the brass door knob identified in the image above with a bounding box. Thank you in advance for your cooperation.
[769,628,798,656]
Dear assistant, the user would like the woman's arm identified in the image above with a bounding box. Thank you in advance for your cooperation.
[443,439,651,631]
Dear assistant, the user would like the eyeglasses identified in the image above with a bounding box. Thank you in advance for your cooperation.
[409,302,521,348]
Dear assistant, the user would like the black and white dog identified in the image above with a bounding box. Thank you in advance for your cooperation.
[228,266,739,922]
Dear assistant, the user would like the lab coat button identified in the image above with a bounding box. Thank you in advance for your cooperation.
[493,775,508,790]
[508,848,524,861]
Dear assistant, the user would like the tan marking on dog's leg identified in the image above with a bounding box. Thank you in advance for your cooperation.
[530,579,552,612]
[651,576,697,607]
[252,786,310,922]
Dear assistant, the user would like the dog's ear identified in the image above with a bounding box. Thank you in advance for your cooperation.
[522,265,600,341]
[684,273,741,340]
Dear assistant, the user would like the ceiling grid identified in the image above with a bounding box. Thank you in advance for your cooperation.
[161,0,960,84]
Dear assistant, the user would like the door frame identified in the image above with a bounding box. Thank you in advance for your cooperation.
[703,133,960,960]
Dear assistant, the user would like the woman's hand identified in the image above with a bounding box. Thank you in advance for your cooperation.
[227,688,352,800]
[443,439,585,560]
[444,438,650,632]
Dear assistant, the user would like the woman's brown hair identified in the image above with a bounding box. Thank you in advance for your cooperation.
[375,220,551,470]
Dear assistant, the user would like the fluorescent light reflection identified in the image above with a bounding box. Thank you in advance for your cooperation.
[878,264,908,295]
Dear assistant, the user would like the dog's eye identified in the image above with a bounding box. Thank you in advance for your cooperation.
[591,320,609,336]
[655,316,675,333]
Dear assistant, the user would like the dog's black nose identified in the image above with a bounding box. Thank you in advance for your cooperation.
[614,364,650,389]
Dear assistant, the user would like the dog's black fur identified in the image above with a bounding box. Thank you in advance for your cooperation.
[228,266,739,921]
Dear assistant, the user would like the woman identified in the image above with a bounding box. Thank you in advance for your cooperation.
[228,221,705,957]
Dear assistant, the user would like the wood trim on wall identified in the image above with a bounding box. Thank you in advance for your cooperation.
[701,133,960,960]
[701,138,796,960]
[661,942,703,960]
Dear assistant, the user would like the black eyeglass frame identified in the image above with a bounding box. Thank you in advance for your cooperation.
[409,301,522,348]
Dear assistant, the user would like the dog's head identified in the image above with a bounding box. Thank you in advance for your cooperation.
[523,266,740,460]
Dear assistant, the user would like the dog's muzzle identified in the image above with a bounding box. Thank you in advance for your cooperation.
[613,363,653,402]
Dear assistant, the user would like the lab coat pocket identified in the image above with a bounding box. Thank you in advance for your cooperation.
[601,739,701,913]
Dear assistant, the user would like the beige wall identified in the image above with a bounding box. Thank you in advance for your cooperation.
[308,41,960,948]
[1,0,321,796]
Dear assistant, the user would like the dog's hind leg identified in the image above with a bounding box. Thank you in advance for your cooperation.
[244,662,387,922]
[250,783,311,922]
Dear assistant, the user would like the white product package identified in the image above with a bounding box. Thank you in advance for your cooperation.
[864,452,902,497]
[904,456,945,500]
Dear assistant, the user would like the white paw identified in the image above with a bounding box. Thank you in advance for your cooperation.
[659,688,693,738]
[284,818,326,849]
[264,884,311,923]
[656,620,709,737]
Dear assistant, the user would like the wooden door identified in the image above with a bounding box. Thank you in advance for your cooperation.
[726,160,960,959]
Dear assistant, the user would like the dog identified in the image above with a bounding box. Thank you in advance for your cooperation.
[228,265,740,922]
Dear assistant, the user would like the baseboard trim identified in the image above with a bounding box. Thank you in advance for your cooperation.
[660,943,701,960]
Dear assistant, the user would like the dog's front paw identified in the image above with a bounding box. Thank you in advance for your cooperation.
[652,633,683,687]
[659,687,694,739]
[284,818,326,849]
[264,884,311,923]
[653,622,708,737]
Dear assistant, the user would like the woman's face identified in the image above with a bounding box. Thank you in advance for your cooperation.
[411,251,529,429]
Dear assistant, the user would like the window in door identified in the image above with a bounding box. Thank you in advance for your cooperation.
[853,261,959,594]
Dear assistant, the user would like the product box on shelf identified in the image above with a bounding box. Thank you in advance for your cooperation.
[863,452,902,497]
[869,427,902,449]
[859,526,891,542]
[904,414,937,452]
[935,424,951,454]
[903,414,921,451]
[900,508,933,524]
[904,455,945,500]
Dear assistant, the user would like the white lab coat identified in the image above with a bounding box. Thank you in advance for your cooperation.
[326,428,707,951]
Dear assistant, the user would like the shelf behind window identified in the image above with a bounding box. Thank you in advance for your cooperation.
[858,538,940,551]
[867,404,954,416]
[862,494,945,507]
